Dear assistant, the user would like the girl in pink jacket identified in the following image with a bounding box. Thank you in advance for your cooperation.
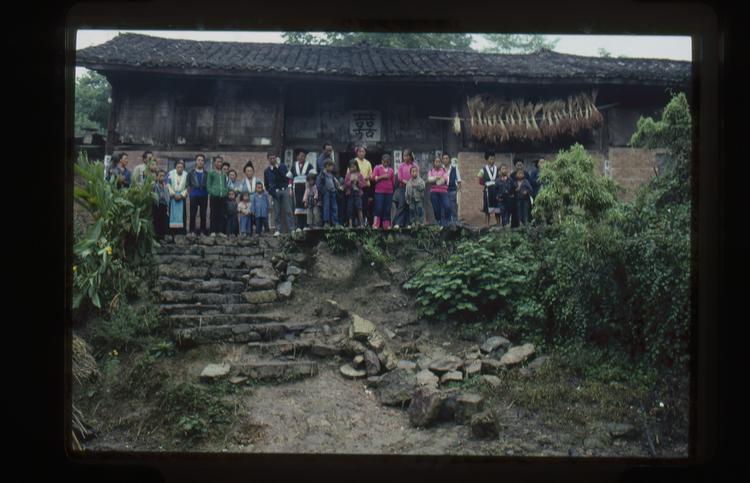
[371,154,395,230]
[427,156,450,226]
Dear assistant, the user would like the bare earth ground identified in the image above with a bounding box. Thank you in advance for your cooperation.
[77,244,688,457]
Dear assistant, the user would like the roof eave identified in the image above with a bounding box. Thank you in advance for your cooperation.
[77,62,690,87]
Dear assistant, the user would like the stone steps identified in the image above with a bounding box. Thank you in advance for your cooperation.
[159,303,278,316]
[157,265,270,281]
[159,291,247,305]
[156,278,246,293]
[155,257,269,270]
[166,312,289,328]
[174,320,316,346]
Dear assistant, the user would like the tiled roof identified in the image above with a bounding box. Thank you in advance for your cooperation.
[76,33,691,84]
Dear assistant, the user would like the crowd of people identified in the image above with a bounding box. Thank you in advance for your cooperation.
[104,145,545,240]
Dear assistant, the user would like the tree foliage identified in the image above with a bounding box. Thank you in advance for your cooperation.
[482,34,558,53]
[282,32,473,50]
[75,69,111,137]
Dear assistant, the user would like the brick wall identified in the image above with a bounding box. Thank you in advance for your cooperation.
[608,147,659,201]
[457,152,512,227]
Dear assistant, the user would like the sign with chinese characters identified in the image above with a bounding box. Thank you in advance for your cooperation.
[350,110,381,142]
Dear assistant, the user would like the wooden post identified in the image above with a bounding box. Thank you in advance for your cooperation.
[105,77,118,155]
[272,84,286,155]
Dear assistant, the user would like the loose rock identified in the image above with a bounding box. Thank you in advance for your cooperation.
[397,360,417,371]
[481,336,511,354]
[500,343,536,366]
[455,393,485,423]
[428,355,463,374]
[276,281,293,298]
[353,355,365,367]
[440,371,463,384]
[364,350,382,376]
[367,332,386,351]
[350,314,377,339]
[340,363,367,379]
[407,386,442,427]
[480,358,503,374]
[464,359,482,377]
[229,376,247,385]
[243,290,278,304]
[200,363,230,380]
[416,369,439,388]
[528,355,551,372]
[375,368,417,406]
[377,348,399,371]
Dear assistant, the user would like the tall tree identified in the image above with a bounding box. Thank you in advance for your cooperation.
[75,69,111,137]
[598,47,613,58]
[481,34,558,54]
[282,32,474,50]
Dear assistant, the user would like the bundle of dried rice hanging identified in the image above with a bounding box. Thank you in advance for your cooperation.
[73,334,100,385]
[452,112,462,135]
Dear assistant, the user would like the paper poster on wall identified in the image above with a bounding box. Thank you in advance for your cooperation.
[306,152,318,166]
[350,110,381,142]
[284,149,293,164]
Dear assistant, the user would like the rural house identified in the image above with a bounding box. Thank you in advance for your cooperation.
[76,33,692,225]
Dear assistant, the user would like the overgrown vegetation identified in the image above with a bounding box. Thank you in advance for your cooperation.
[405,92,692,370]
[73,151,158,312]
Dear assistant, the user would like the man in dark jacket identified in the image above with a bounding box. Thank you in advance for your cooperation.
[187,153,209,235]
[263,152,294,236]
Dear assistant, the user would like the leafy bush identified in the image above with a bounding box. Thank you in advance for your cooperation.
[404,229,539,320]
[405,92,692,370]
[533,142,622,223]
[73,151,158,311]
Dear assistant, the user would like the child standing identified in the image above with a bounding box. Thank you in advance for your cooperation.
[405,165,426,227]
[303,172,322,228]
[238,192,252,236]
[344,160,366,227]
[514,168,533,225]
[427,156,449,226]
[495,164,512,227]
[371,154,395,230]
[251,182,270,236]
[317,159,341,228]
[226,190,239,236]
[152,169,170,239]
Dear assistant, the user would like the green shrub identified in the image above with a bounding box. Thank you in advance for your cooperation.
[324,229,358,253]
[73,151,158,311]
[87,300,163,356]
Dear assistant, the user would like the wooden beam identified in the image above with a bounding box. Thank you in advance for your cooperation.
[271,84,286,155]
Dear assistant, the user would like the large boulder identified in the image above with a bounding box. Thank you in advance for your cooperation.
[375,368,417,406]
[313,242,361,281]
[407,386,442,427]
[500,343,536,366]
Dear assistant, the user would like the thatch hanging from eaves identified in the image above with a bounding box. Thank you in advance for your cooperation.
[463,90,603,142]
